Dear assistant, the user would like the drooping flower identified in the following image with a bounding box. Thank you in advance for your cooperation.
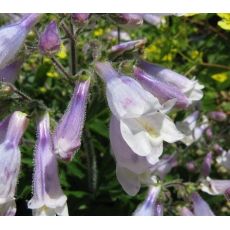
[200,177,230,197]
[190,192,215,216]
[110,14,143,27]
[208,111,227,122]
[141,14,166,27]
[0,111,29,216]
[39,21,61,55]
[0,58,23,83]
[0,14,41,69]
[137,60,204,104]
[134,67,190,108]
[201,152,213,178]
[28,112,68,216]
[216,149,230,170]
[72,14,90,23]
[96,62,183,164]
[133,186,161,216]
[110,39,146,57]
[53,77,90,161]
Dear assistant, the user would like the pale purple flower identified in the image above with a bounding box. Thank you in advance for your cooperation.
[39,21,61,55]
[72,14,90,23]
[186,161,196,172]
[180,207,194,216]
[96,62,183,165]
[213,144,223,155]
[110,14,143,27]
[28,112,68,216]
[0,111,29,216]
[53,77,90,161]
[0,14,41,69]
[201,152,213,178]
[208,111,227,122]
[216,149,230,170]
[0,58,23,83]
[133,186,161,216]
[137,60,204,104]
[141,14,166,27]
[110,39,146,57]
[190,192,215,216]
[201,177,230,197]
[205,127,213,139]
[134,67,190,108]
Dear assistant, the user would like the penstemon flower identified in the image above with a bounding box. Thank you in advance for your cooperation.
[0,111,29,216]
[39,20,61,55]
[208,111,227,122]
[0,14,41,69]
[96,62,183,165]
[28,112,68,216]
[72,14,90,24]
[137,60,204,104]
[201,152,213,178]
[141,14,167,27]
[0,58,23,83]
[133,186,161,216]
[134,67,190,108]
[53,77,90,161]
[110,14,143,27]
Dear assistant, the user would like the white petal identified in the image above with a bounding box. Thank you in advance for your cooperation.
[160,98,177,114]
[146,143,163,164]
[116,165,141,196]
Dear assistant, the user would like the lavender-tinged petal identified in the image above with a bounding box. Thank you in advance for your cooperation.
[53,78,90,161]
[201,152,213,178]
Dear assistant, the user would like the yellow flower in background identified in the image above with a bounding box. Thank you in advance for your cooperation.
[162,53,173,62]
[211,72,229,83]
[57,44,67,59]
[94,28,104,37]
[217,14,230,30]
[39,87,47,93]
[47,70,59,79]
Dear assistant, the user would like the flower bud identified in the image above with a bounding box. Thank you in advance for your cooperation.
[0,111,28,216]
[208,111,227,122]
[191,192,215,216]
[201,152,213,178]
[0,58,23,83]
[141,14,166,27]
[53,77,90,161]
[205,127,213,139]
[0,14,41,69]
[133,186,161,216]
[213,144,223,155]
[186,161,196,172]
[110,14,143,27]
[72,14,90,23]
[137,60,204,104]
[134,67,190,108]
[110,39,146,57]
[28,112,68,216]
[39,21,61,55]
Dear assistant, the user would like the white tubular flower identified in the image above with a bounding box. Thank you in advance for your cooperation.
[96,62,184,164]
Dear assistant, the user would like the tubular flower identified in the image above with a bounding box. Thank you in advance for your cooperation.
[96,62,183,165]
[0,14,41,69]
[190,192,215,216]
[141,14,166,27]
[110,115,154,195]
[208,111,227,122]
[110,14,143,27]
[200,177,230,197]
[0,58,23,83]
[137,60,204,105]
[53,77,90,161]
[201,152,213,178]
[39,21,61,55]
[0,111,29,216]
[133,186,161,216]
[110,39,146,57]
[134,67,190,108]
[28,112,68,216]
[72,14,90,23]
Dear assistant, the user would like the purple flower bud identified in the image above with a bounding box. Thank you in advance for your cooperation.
[137,60,204,104]
[134,67,190,108]
[151,154,177,179]
[191,192,215,216]
[0,14,41,69]
[28,112,68,216]
[110,39,146,57]
[186,161,196,172]
[180,207,194,216]
[72,14,90,23]
[154,203,164,216]
[39,21,61,55]
[205,127,213,139]
[0,58,23,83]
[133,186,161,216]
[213,144,223,155]
[53,77,90,161]
[201,152,213,178]
[0,111,28,216]
[208,111,227,122]
[110,14,143,27]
